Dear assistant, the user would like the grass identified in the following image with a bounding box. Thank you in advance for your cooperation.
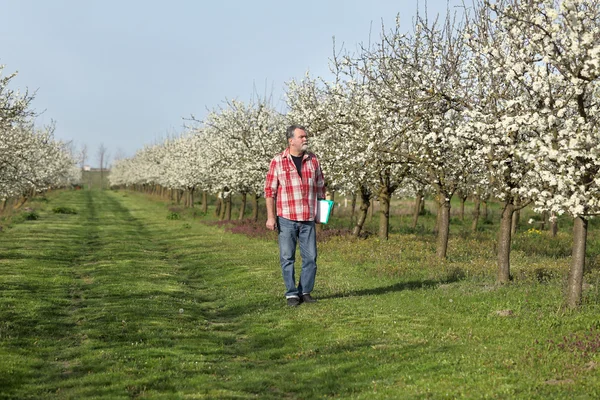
[1,189,600,398]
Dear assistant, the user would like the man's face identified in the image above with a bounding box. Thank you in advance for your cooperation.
[289,128,308,153]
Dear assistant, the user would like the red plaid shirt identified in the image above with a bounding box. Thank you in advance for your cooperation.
[264,148,326,221]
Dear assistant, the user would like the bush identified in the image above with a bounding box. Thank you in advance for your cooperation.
[22,211,39,221]
[167,212,181,220]
[53,206,77,214]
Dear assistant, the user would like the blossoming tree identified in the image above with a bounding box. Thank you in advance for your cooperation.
[482,0,600,306]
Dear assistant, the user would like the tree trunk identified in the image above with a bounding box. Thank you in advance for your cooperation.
[471,196,481,233]
[436,196,451,259]
[411,192,422,229]
[497,201,514,284]
[350,192,357,227]
[202,191,208,214]
[352,187,370,237]
[550,211,558,237]
[15,196,28,209]
[215,195,222,217]
[238,192,247,220]
[433,198,441,235]
[567,216,587,308]
[251,194,259,222]
[224,194,232,221]
[378,185,391,241]
[189,188,195,208]
[511,208,520,235]
[540,211,548,231]
[459,196,467,221]
[483,201,488,220]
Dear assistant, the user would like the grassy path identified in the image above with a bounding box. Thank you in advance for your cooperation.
[1,190,600,399]
[0,190,277,399]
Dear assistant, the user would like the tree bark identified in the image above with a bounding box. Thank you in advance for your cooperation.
[224,194,232,221]
[201,191,208,214]
[436,196,451,259]
[215,195,222,217]
[471,195,481,233]
[219,192,231,221]
[352,187,371,237]
[497,201,514,284]
[550,211,558,237]
[15,196,28,209]
[378,185,391,241]
[511,208,520,235]
[251,194,259,222]
[411,193,422,229]
[459,195,467,221]
[567,216,587,308]
[540,211,548,231]
[433,198,441,235]
[238,192,247,220]
[483,201,488,220]
[350,192,357,227]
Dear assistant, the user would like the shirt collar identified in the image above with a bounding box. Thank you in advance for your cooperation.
[283,147,310,160]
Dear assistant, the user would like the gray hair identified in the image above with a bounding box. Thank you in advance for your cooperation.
[286,124,306,140]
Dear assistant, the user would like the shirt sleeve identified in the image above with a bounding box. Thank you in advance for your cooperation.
[264,157,278,198]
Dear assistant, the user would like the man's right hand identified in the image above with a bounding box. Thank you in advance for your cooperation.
[266,217,277,231]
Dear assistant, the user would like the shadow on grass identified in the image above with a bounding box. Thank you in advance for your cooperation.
[322,277,459,300]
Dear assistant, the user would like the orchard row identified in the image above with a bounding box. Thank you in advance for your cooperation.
[108,0,599,308]
[0,65,80,208]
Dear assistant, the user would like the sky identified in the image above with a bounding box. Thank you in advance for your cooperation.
[1,0,463,167]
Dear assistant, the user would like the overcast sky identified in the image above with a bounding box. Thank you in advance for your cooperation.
[1,0,463,166]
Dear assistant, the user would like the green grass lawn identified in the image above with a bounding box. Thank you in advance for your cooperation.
[1,189,600,399]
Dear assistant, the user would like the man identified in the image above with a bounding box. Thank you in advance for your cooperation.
[265,125,326,307]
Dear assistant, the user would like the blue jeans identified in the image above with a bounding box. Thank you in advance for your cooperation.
[277,217,317,298]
